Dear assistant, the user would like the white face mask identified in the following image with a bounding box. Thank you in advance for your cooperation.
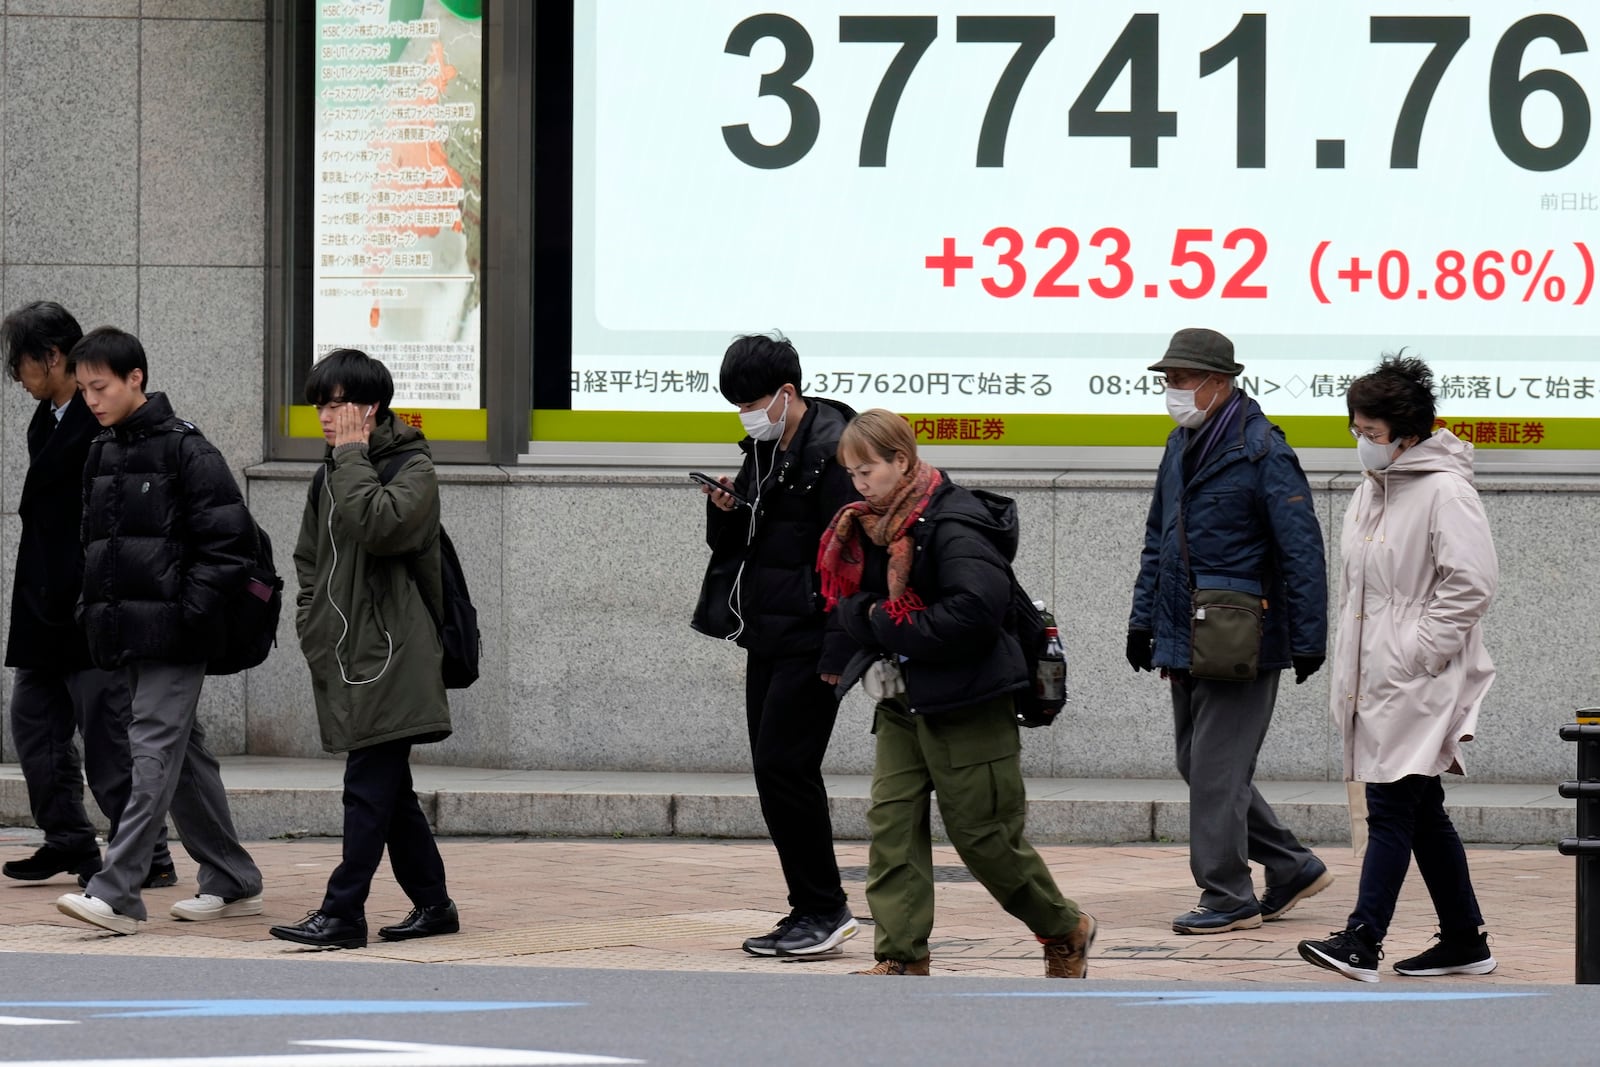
[1165,382,1213,429]
[739,390,789,442]
[1357,435,1403,471]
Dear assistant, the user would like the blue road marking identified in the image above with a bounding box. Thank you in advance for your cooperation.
[949,990,1543,1006]
[0,1000,578,1019]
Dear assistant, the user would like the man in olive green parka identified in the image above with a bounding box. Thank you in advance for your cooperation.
[269,348,459,951]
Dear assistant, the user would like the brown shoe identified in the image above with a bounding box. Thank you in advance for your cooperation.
[852,957,931,976]
[1042,912,1098,978]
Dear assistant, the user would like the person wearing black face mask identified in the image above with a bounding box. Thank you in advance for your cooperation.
[1127,327,1332,938]
[691,332,862,959]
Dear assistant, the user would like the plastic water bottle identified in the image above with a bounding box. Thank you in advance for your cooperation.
[1033,600,1066,708]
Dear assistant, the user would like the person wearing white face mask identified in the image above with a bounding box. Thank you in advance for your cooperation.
[1299,354,1499,983]
[692,332,863,958]
[1128,327,1332,937]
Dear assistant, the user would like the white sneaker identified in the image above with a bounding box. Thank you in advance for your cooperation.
[169,893,264,921]
[56,893,140,935]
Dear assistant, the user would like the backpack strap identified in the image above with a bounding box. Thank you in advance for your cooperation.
[375,451,443,632]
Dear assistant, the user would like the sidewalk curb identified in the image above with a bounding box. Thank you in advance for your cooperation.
[1,760,1575,845]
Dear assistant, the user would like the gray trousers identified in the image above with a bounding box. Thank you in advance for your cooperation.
[83,661,260,920]
[1172,669,1313,911]
[10,667,170,865]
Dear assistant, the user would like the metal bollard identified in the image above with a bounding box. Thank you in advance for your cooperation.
[1557,709,1600,984]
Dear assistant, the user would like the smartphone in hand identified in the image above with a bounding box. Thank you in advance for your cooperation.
[689,471,748,507]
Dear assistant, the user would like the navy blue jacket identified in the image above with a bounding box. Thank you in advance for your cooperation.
[1129,393,1327,671]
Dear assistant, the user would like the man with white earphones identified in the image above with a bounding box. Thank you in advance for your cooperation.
[270,348,457,951]
[693,332,862,959]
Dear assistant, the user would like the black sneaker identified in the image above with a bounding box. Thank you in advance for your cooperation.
[1394,931,1497,976]
[742,912,802,956]
[79,862,179,891]
[3,845,100,882]
[1299,925,1383,983]
[773,906,859,956]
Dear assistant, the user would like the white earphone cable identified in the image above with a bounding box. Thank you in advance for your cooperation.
[323,469,394,685]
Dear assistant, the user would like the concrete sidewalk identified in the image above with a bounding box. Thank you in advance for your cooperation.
[0,756,1581,983]
[0,757,1577,846]
[0,828,1575,984]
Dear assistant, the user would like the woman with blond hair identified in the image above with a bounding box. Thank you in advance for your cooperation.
[818,409,1094,978]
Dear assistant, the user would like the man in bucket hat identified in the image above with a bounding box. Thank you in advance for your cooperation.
[1127,328,1334,935]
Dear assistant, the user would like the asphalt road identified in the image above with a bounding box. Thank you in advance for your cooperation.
[0,954,1587,1066]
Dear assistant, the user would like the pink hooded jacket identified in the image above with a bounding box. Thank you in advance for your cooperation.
[1331,429,1498,783]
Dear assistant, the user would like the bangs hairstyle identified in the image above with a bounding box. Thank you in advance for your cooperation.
[304,348,395,413]
[2,300,84,382]
[718,331,802,405]
[70,326,149,388]
[840,408,918,467]
[1346,351,1437,442]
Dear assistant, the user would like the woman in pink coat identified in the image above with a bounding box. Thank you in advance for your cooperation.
[1299,355,1498,983]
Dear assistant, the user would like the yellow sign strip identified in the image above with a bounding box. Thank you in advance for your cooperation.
[531,411,1600,450]
[285,406,488,442]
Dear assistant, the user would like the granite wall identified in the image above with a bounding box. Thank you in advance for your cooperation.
[0,3,265,757]
[0,4,1592,791]
[238,465,1600,787]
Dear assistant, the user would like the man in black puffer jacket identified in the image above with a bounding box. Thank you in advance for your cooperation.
[693,333,861,959]
[53,327,262,937]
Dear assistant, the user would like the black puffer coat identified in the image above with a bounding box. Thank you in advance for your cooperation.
[79,393,256,668]
[833,477,1029,715]
[697,396,859,672]
[7,394,99,673]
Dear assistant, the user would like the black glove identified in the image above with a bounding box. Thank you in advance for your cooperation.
[1126,629,1154,672]
[1292,654,1325,685]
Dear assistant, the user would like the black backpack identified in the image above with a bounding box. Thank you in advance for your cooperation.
[161,425,285,676]
[1005,579,1067,728]
[966,489,1067,728]
[309,455,481,689]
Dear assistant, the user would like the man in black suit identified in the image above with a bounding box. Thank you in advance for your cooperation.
[2,302,172,886]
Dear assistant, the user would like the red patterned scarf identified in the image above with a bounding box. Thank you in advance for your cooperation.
[817,462,941,624]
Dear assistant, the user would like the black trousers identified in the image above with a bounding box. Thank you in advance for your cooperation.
[746,650,846,915]
[321,738,448,920]
[10,666,170,865]
[1349,774,1484,942]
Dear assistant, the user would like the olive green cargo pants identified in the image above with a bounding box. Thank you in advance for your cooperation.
[866,695,1080,963]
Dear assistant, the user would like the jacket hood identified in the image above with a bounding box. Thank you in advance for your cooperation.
[927,478,1019,562]
[1374,428,1474,483]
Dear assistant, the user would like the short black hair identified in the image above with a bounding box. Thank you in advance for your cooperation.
[718,331,802,405]
[304,348,395,414]
[1347,351,1437,441]
[2,301,83,382]
[70,326,149,389]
